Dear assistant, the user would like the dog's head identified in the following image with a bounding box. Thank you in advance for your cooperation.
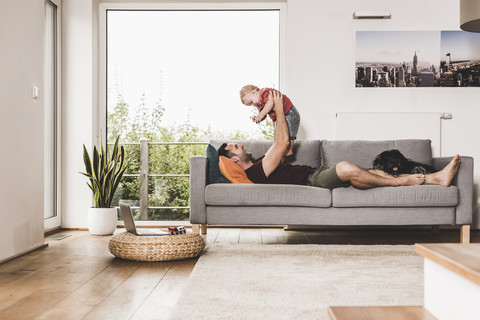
[372,149,408,176]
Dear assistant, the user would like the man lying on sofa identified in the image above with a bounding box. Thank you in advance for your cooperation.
[218,91,461,190]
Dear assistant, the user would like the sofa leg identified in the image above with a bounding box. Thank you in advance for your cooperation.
[460,225,470,244]
[191,224,207,234]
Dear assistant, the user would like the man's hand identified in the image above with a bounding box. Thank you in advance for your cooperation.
[270,90,283,113]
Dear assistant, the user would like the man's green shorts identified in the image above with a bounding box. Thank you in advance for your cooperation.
[306,164,351,189]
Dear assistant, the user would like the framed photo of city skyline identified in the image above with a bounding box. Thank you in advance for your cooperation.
[355,31,480,87]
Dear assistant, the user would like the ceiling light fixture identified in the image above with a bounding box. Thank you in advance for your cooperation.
[460,0,480,32]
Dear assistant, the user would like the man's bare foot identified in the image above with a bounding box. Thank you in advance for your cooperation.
[283,146,294,158]
[396,174,426,186]
[285,140,294,157]
[426,154,461,187]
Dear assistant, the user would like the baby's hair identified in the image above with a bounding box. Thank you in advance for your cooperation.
[239,84,260,104]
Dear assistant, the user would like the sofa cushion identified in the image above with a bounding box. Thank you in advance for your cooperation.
[321,139,433,169]
[219,156,253,184]
[210,140,321,168]
[206,144,230,184]
[332,185,458,207]
[205,184,332,207]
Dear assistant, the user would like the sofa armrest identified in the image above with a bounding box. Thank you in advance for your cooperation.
[189,156,208,224]
[433,156,474,225]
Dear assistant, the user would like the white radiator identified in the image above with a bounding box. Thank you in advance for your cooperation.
[335,112,451,157]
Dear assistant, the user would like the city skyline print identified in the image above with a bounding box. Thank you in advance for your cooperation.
[356,30,480,87]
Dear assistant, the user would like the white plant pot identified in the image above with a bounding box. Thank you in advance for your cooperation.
[87,207,118,235]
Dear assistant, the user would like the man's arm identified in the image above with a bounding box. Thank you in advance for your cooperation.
[261,91,290,177]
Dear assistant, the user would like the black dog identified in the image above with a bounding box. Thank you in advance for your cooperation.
[372,149,436,177]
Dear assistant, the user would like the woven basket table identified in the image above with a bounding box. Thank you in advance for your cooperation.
[108,231,206,262]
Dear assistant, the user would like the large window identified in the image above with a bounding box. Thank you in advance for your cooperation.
[44,0,61,231]
[102,5,284,222]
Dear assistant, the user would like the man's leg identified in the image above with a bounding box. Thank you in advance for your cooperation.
[336,161,426,189]
[370,155,461,186]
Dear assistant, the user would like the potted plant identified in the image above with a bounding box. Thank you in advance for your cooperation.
[81,136,127,235]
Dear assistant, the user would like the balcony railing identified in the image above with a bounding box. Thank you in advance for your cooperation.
[110,139,208,221]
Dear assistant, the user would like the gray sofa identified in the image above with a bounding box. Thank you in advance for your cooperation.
[189,139,473,242]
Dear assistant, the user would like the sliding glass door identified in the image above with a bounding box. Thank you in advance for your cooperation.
[44,0,61,231]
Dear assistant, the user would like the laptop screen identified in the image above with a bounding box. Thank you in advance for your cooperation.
[119,203,137,234]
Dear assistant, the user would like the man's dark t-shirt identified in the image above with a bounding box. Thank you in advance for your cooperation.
[245,156,315,185]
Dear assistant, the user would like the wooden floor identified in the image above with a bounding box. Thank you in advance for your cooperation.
[0,227,478,320]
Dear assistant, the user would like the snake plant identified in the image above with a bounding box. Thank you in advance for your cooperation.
[80,136,127,208]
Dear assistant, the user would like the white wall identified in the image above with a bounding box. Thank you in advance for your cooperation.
[62,0,480,228]
[0,0,45,261]
[61,0,99,228]
[286,0,480,227]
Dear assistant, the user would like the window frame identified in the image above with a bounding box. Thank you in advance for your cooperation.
[98,2,286,226]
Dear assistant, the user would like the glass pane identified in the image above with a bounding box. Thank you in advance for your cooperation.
[148,208,189,222]
[111,175,140,210]
[106,10,280,221]
[148,144,205,175]
[122,143,141,175]
[149,176,190,207]
[44,1,58,220]
[107,10,279,143]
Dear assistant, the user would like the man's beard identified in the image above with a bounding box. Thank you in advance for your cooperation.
[242,152,255,163]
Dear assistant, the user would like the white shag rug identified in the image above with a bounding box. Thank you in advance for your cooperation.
[171,244,423,320]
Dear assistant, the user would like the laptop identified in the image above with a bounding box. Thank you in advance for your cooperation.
[119,203,169,236]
